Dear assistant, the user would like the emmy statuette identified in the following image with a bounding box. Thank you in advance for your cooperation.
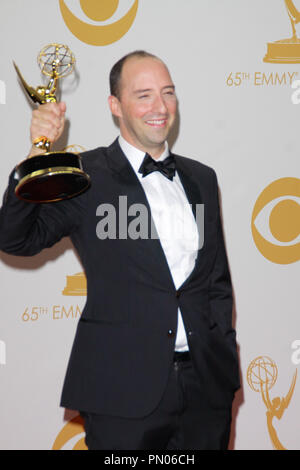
[264,0,300,63]
[13,43,90,203]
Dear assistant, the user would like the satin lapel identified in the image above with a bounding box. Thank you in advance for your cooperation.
[174,155,203,219]
[105,140,176,289]
[174,154,204,287]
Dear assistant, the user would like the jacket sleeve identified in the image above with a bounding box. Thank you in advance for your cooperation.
[208,172,234,337]
[0,169,87,256]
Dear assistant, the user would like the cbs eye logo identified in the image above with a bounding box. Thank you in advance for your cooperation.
[52,415,87,450]
[59,0,139,46]
[251,177,300,264]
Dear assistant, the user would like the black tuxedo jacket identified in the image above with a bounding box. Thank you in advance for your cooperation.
[0,139,240,417]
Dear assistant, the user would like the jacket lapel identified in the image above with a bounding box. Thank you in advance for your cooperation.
[105,140,176,289]
[173,154,204,287]
[174,154,203,220]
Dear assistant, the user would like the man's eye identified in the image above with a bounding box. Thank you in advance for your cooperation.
[138,94,149,99]
[164,91,175,96]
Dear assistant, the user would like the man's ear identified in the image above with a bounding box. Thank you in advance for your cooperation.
[108,95,122,118]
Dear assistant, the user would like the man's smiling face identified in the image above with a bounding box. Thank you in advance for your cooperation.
[109,56,177,159]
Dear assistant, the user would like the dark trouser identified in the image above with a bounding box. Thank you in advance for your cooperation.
[80,354,232,450]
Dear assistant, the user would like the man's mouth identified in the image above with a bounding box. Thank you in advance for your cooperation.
[145,119,167,127]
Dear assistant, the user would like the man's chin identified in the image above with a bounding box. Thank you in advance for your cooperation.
[146,130,171,146]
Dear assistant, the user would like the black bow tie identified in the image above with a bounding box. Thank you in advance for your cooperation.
[138,153,176,181]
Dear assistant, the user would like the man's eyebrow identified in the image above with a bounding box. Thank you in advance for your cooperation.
[133,88,152,94]
[133,85,175,94]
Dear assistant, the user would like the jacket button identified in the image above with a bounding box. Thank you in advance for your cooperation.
[168,329,175,338]
[175,290,181,298]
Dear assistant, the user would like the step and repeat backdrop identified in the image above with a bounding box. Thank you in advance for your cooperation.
[0,0,299,450]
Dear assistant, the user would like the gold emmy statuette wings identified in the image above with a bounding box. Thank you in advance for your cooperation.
[285,0,300,38]
[282,369,298,410]
[285,0,300,23]
[13,62,44,104]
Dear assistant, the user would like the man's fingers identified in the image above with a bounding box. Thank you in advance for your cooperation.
[32,112,62,130]
[38,102,66,117]
[31,121,60,143]
[30,102,66,144]
[59,101,66,114]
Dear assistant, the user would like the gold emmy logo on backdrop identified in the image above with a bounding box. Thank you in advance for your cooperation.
[247,356,298,450]
[59,0,139,46]
[62,272,87,296]
[251,177,300,264]
[264,0,300,63]
[13,43,90,203]
[52,415,87,450]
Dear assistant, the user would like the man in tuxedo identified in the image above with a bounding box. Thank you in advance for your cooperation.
[0,51,239,450]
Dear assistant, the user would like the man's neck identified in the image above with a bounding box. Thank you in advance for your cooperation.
[119,135,167,160]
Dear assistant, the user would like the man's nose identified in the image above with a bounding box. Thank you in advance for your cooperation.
[152,94,168,113]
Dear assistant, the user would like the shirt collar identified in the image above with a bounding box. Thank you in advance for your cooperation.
[118,135,170,176]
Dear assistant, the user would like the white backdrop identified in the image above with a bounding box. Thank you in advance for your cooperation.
[0,0,299,450]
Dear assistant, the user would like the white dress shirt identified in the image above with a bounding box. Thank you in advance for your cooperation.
[118,136,199,352]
